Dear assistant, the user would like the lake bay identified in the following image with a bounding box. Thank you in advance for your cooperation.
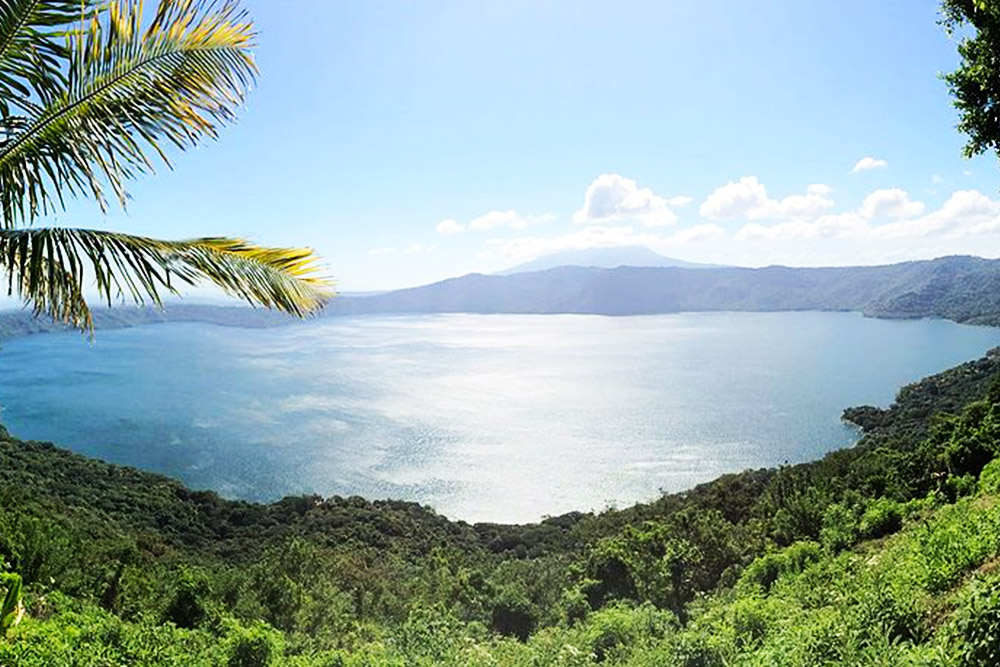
[2,311,1000,524]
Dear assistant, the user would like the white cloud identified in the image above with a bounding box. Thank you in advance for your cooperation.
[852,156,888,173]
[671,224,726,243]
[405,243,435,254]
[468,210,555,231]
[735,213,868,241]
[435,218,464,235]
[939,190,1000,237]
[699,177,833,220]
[939,189,1000,221]
[858,189,925,220]
[873,190,1000,239]
[733,189,1000,243]
[668,195,694,207]
[573,174,678,227]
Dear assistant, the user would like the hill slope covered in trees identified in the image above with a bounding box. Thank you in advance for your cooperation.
[325,255,1000,324]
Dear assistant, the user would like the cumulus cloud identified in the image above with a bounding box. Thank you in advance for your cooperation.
[734,189,1000,243]
[939,189,1000,221]
[668,195,694,207]
[852,156,888,172]
[735,213,868,241]
[858,189,925,220]
[435,219,464,235]
[699,177,833,220]
[573,174,678,227]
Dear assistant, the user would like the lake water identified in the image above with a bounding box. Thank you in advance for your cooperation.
[2,311,1000,524]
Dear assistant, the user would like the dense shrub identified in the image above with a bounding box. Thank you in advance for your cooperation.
[163,569,211,629]
[490,589,537,641]
[980,458,1000,495]
[820,502,858,553]
[956,579,1000,667]
[730,597,771,649]
[225,622,284,667]
[738,541,820,594]
[858,498,904,540]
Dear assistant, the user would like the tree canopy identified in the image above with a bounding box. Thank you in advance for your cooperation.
[942,0,1000,161]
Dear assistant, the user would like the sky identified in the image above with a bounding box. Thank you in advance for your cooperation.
[39,0,1000,293]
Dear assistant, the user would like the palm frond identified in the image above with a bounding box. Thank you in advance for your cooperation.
[0,0,257,227]
[1,228,333,330]
[0,0,90,116]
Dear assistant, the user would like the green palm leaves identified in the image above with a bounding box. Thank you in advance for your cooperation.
[2,229,328,328]
[0,0,331,329]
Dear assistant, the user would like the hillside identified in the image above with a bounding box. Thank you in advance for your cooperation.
[5,255,1000,345]
[2,350,1000,663]
[326,255,1000,323]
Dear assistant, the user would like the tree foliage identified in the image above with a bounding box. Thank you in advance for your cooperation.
[0,0,331,329]
[942,0,1000,161]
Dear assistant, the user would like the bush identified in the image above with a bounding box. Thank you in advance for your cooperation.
[820,503,858,553]
[225,622,284,667]
[561,583,591,626]
[162,569,211,629]
[956,579,1000,667]
[739,542,820,594]
[980,458,1000,495]
[858,498,904,540]
[490,590,537,641]
[668,626,725,667]
[730,597,770,649]
[945,474,979,502]
[583,602,675,663]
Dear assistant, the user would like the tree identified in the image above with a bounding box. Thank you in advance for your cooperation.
[942,0,1000,162]
[0,0,330,331]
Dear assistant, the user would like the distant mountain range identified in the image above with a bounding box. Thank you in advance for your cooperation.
[6,254,1000,340]
[325,255,1000,324]
[496,246,720,274]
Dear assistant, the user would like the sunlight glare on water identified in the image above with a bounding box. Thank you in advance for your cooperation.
[2,311,1000,523]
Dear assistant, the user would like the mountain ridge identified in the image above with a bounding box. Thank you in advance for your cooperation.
[3,254,1000,341]
[496,246,720,274]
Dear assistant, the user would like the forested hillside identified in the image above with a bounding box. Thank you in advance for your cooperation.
[2,350,1000,663]
[325,255,1000,323]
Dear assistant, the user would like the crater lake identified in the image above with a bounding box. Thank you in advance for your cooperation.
[2,311,1000,523]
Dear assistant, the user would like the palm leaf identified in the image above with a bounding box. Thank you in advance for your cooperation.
[0,0,257,226]
[1,228,333,330]
[0,0,91,117]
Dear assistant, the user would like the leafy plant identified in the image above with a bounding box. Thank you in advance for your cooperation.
[0,572,22,636]
[0,0,331,330]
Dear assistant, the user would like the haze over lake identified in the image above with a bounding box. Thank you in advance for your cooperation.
[3,311,1000,524]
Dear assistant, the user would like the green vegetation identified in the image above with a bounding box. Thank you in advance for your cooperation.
[0,351,1000,663]
[0,0,329,331]
[942,0,1000,162]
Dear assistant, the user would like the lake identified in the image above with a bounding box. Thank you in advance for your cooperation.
[2,311,1000,524]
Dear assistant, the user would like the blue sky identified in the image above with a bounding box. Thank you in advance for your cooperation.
[49,0,1000,292]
